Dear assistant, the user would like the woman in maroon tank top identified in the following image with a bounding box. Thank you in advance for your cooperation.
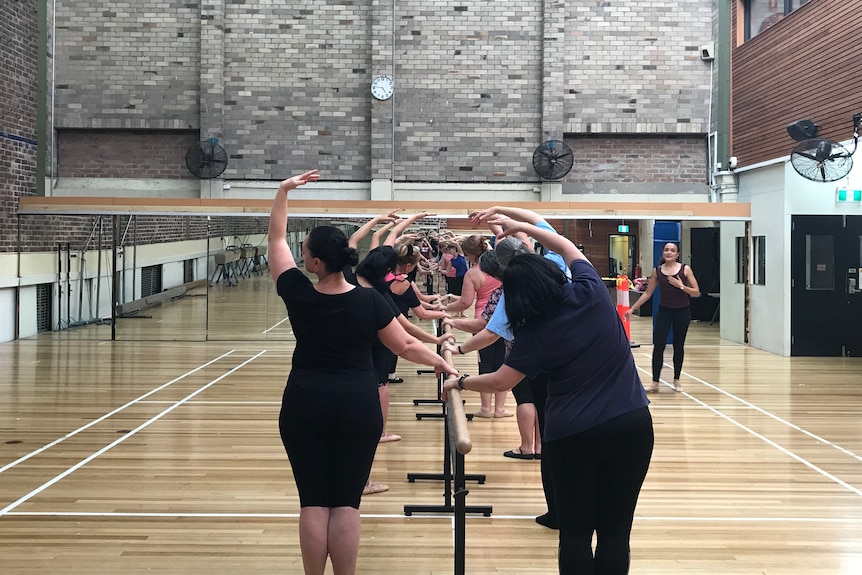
[626,242,700,392]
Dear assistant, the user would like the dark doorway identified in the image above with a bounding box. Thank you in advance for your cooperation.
[790,215,862,356]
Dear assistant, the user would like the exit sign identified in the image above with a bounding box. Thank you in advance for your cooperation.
[618,225,630,233]
[837,189,862,202]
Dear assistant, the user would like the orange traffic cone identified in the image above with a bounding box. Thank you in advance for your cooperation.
[616,275,631,341]
[616,276,640,348]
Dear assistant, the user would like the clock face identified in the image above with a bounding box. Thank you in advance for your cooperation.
[371,76,394,100]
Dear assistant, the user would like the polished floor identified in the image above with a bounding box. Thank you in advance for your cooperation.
[1,276,862,574]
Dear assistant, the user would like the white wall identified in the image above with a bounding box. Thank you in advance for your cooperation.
[720,220,747,344]
[737,156,862,356]
[0,287,16,342]
[738,164,788,355]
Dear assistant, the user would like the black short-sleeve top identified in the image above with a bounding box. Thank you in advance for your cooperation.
[277,269,396,372]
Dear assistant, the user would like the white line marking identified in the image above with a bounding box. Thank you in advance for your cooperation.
[637,362,862,497]
[5,511,862,523]
[680,367,862,463]
[0,350,267,516]
[262,316,291,334]
[0,350,237,475]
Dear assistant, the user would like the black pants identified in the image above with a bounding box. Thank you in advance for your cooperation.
[529,375,554,517]
[652,305,691,382]
[546,408,654,575]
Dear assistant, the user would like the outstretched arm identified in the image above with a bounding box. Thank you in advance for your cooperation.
[626,269,658,317]
[268,170,320,282]
[384,212,435,247]
[486,216,587,266]
[348,211,400,249]
[470,205,544,226]
[378,319,458,377]
[370,221,396,250]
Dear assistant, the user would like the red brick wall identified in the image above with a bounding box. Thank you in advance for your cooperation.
[57,130,201,178]
[566,136,707,184]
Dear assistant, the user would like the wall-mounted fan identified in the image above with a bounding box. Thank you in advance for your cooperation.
[789,114,860,183]
[532,140,574,180]
[186,139,228,179]
[790,139,853,182]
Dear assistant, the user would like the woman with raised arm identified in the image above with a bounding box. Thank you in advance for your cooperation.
[625,242,700,392]
[443,234,508,418]
[268,171,457,575]
[442,217,653,575]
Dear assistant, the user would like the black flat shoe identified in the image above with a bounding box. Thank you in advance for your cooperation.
[535,513,559,529]
[503,449,535,460]
[387,377,404,384]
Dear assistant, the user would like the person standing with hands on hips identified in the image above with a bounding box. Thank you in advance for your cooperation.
[625,242,700,392]
[268,170,457,575]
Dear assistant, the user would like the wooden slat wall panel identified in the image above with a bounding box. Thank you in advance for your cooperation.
[731,0,862,168]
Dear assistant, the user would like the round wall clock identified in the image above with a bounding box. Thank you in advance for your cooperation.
[371,76,395,100]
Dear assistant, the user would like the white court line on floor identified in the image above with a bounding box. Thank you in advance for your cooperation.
[5,511,862,523]
[637,361,862,498]
[0,350,267,516]
[262,316,291,335]
[0,350,237,475]
[643,355,862,463]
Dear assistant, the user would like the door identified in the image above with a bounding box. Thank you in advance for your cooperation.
[608,234,636,278]
[846,216,862,356]
[790,215,862,356]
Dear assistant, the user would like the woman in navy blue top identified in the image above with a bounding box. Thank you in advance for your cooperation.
[443,218,653,575]
[268,170,457,575]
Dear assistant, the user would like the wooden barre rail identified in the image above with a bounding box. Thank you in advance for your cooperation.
[440,325,472,455]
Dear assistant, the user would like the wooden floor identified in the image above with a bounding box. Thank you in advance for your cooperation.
[2,275,862,574]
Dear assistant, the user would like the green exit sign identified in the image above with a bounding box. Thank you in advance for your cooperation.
[618,225,630,233]
[837,189,862,202]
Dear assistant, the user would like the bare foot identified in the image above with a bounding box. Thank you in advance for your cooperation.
[493,410,514,418]
[644,382,659,393]
[673,380,683,392]
[379,431,401,443]
[363,480,389,495]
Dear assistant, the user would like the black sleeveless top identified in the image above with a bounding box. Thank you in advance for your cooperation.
[656,264,690,309]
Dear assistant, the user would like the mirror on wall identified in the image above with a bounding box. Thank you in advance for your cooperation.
[608,234,637,279]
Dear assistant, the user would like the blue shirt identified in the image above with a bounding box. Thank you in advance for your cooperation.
[503,260,648,441]
[486,220,571,341]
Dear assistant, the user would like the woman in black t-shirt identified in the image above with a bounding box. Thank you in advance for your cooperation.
[268,171,457,575]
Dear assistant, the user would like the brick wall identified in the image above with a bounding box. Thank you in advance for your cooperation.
[566,136,707,184]
[57,130,200,178]
[0,0,38,252]
[50,0,713,184]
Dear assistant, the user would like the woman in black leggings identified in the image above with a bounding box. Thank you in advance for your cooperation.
[626,242,701,392]
[442,219,654,575]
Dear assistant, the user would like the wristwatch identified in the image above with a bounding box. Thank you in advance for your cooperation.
[457,374,470,389]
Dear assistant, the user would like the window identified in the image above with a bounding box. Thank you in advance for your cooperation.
[743,0,813,41]
[753,236,766,285]
[735,237,748,283]
[805,234,833,291]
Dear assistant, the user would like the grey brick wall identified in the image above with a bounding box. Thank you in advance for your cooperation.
[48,0,713,185]
[0,0,38,253]
[53,0,200,130]
[564,0,713,134]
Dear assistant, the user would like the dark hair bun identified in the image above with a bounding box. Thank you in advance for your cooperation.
[343,246,359,268]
